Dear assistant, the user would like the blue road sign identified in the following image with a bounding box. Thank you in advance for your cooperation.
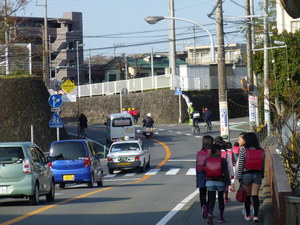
[48,94,62,108]
[49,112,63,128]
[174,87,182,95]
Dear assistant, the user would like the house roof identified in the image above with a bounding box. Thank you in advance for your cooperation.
[103,55,187,70]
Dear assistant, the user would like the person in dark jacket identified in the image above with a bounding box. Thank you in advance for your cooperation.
[78,113,88,133]
[205,144,230,224]
[142,113,154,128]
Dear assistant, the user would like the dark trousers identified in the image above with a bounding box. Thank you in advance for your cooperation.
[207,190,225,215]
[199,187,207,207]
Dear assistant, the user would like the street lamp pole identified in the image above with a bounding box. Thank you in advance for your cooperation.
[76,41,80,98]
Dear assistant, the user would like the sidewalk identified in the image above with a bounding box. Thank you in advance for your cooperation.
[167,125,276,225]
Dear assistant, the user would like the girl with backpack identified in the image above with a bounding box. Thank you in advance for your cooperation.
[205,144,230,224]
[237,132,265,223]
[195,135,214,219]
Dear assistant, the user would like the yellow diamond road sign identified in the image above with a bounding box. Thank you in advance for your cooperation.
[62,79,76,94]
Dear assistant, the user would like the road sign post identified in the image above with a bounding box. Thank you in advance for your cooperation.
[174,87,182,123]
[49,95,64,141]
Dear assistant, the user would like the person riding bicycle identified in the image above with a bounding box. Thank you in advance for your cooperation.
[192,110,201,128]
[79,113,88,135]
[142,113,154,128]
[203,108,212,128]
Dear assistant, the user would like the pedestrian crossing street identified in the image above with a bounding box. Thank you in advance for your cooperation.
[104,168,196,179]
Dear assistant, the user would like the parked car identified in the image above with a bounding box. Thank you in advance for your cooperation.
[0,142,55,205]
[49,139,104,188]
[107,139,150,174]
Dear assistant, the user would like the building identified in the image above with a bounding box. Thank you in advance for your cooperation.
[5,12,83,83]
[276,0,300,33]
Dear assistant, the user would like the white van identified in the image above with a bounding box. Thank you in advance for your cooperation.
[105,113,135,145]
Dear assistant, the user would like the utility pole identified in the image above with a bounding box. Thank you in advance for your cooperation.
[263,0,271,136]
[216,0,230,141]
[169,0,176,88]
[246,0,256,132]
[43,0,49,87]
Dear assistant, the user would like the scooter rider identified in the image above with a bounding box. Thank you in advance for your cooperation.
[192,110,201,128]
[142,113,154,128]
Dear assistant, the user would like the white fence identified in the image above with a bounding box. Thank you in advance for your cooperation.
[50,74,243,97]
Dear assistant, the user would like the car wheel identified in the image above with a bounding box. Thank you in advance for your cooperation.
[29,184,39,205]
[46,180,55,201]
[139,160,146,173]
[87,174,94,188]
[59,183,65,189]
[146,157,150,169]
[108,168,114,174]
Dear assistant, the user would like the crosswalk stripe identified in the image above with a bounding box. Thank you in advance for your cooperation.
[166,168,180,175]
[124,173,136,176]
[186,168,196,175]
[105,174,117,178]
[145,168,160,175]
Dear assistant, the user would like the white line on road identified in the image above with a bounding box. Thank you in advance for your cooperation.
[168,159,196,162]
[165,168,180,175]
[186,168,196,175]
[145,169,160,175]
[156,189,199,225]
[124,173,136,176]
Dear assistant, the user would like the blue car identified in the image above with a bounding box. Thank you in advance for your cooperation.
[49,139,104,188]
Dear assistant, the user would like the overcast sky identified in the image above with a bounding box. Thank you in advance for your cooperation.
[18,0,262,58]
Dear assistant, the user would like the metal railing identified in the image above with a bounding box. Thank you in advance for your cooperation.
[256,124,268,144]
[49,74,243,97]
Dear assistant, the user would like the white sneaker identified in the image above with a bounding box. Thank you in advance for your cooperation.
[253,216,259,222]
[244,214,252,221]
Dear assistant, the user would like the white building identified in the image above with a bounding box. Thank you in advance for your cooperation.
[276,0,300,33]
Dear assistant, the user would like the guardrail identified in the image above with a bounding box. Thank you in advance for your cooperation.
[265,146,292,225]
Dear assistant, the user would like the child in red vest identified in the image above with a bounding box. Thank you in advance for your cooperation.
[196,135,214,219]
[205,144,230,224]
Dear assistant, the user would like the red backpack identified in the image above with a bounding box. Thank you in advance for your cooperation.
[206,157,223,178]
[233,146,239,154]
[221,150,227,159]
[196,149,209,171]
[245,149,263,170]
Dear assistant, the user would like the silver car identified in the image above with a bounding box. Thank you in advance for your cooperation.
[0,142,55,205]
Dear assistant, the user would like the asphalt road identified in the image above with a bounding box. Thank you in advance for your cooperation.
[0,117,249,225]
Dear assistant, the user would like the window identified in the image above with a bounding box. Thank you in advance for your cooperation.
[50,142,87,160]
[109,74,116,81]
[112,118,132,127]
[0,147,24,163]
[111,143,140,152]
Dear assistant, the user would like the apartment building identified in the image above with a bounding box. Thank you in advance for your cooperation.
[8,12,83,82]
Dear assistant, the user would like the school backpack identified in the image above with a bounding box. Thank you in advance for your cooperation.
[244,148,263,170]
[196,149,209,171]
[206,157,223,177]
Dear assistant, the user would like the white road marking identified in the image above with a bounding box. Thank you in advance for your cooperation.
[186,168,196,175]
[176,132,182,134]
[185,133,192,136]
[105,174,117,178]
[168,159,196,162]
[145,169,161,175]
[166,168,180,175]
[156,189,199,225]
[124,173,136,176]
[104,178,140,182]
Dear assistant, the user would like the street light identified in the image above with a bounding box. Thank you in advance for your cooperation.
[145,16,215,62]
[145,16,215,124]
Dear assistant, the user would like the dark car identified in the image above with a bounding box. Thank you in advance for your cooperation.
[49,139,104,188]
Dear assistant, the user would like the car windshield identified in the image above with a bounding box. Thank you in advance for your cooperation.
[111,143,140,152]
[0,147,24,163]
[50,142,86,160]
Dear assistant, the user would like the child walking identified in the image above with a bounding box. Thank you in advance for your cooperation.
[196,135,214,219]
[205,144,230,224]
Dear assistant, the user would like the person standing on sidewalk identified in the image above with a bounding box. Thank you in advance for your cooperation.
[196,135,214,219]
[237,132,265,223]
[205,144,230,224]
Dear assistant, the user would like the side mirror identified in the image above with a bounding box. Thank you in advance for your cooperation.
[47,156,55,163]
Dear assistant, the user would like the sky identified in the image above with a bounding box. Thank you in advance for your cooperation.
[18,0,262,59]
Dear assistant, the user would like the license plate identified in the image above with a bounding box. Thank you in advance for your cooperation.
[119,157,127,162]
[63,175,75,181]
[146,133,150,135]
[117,163,131,166]
[0,186,8,194]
